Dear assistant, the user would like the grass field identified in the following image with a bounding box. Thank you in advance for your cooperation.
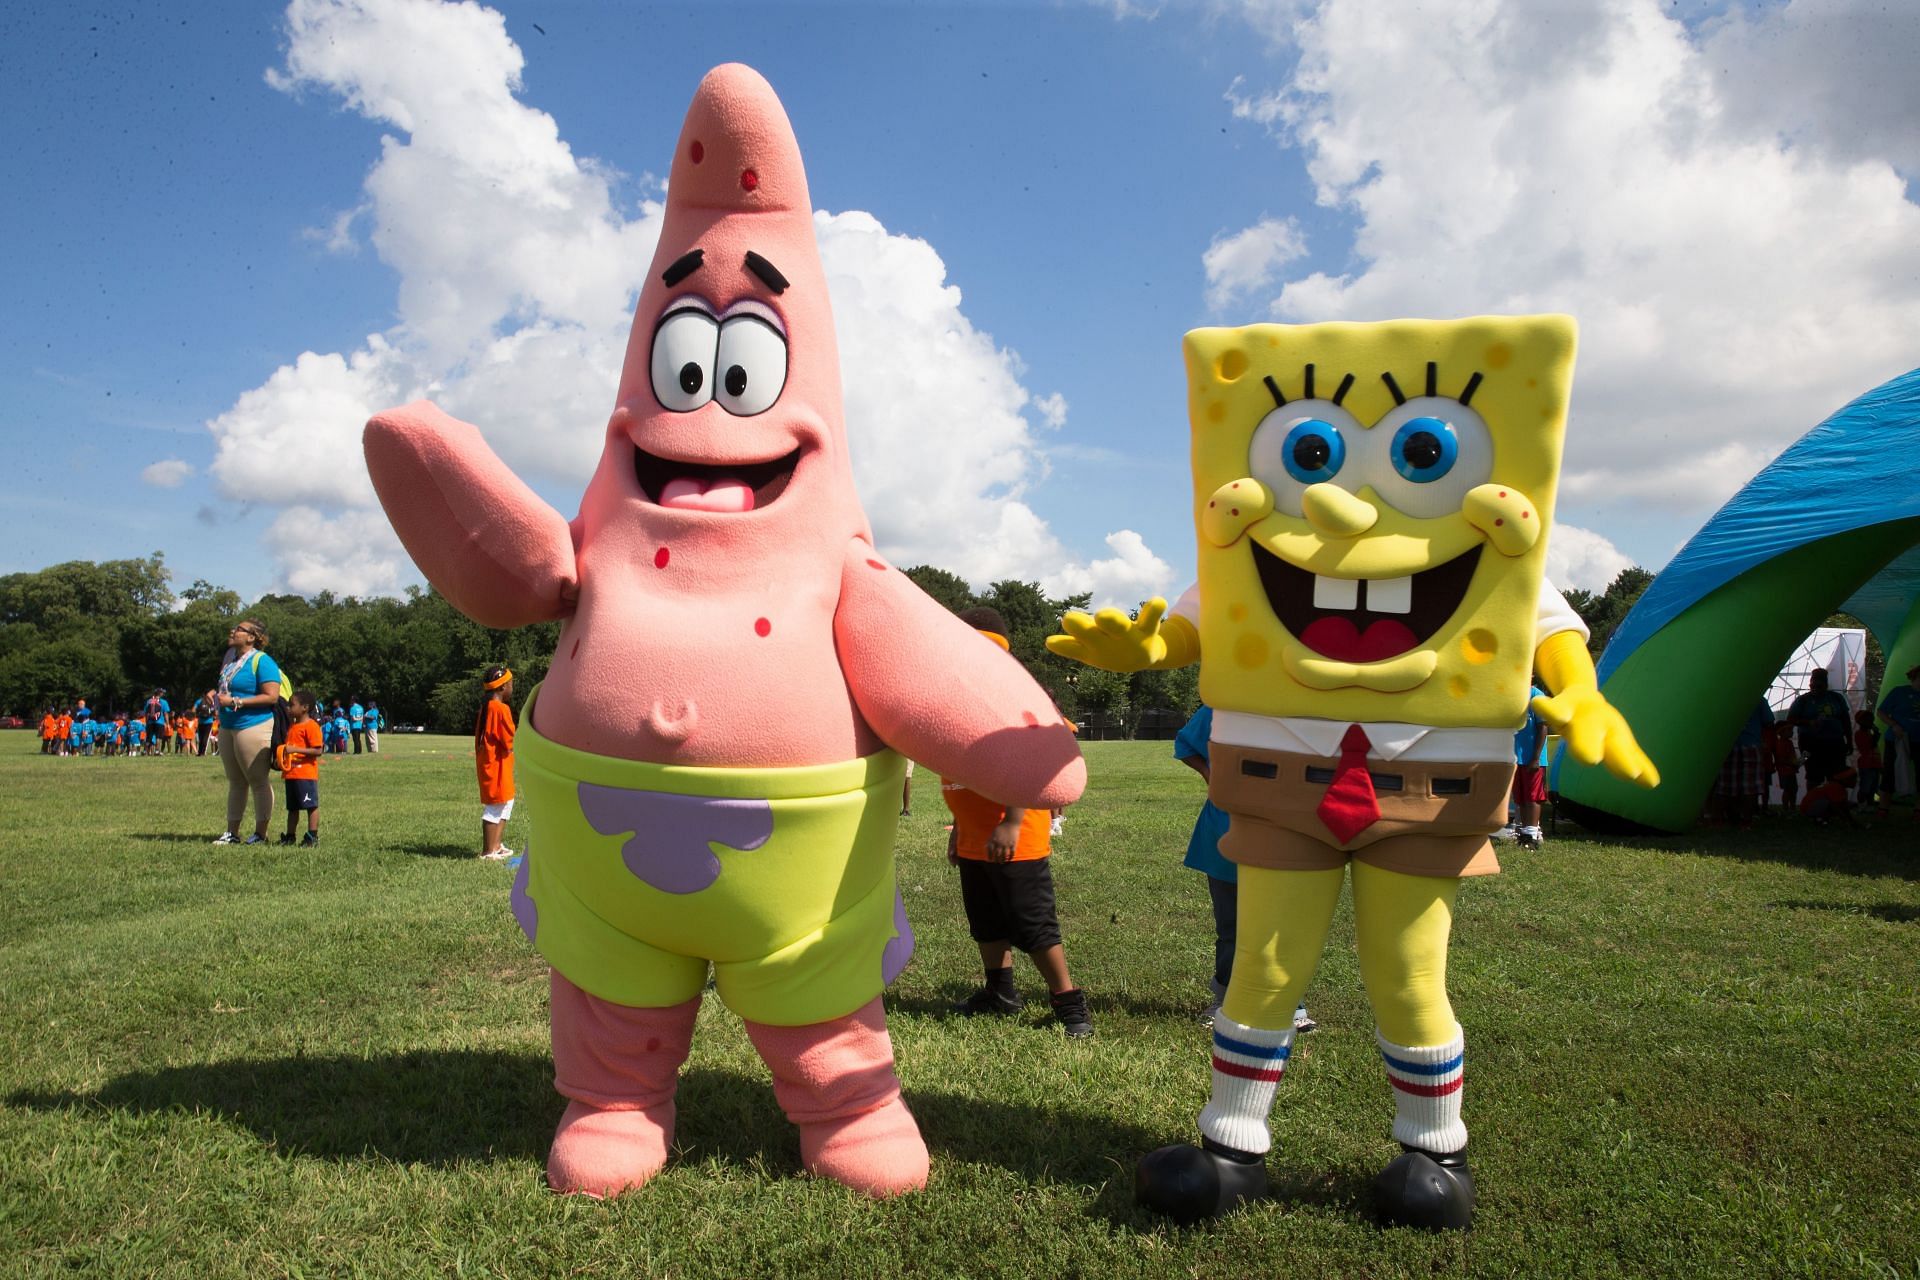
[2,731,1917,1278]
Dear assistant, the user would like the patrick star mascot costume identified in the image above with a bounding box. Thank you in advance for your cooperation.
[363,65,1085,1198]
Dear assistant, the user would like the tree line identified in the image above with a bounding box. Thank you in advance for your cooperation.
[0,554,1670,735]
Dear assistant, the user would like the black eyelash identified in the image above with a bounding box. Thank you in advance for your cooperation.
[1264,376,1286,408]
[1381,371,1407,406]
[744,251,789,294]
[1302,363,1315,400]
[661,249,703,287]
[1331,372,1355,406]
[1426,362,1438,397]
[1459,372,1484,406]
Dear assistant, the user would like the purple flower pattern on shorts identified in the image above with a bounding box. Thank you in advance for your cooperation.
[577,783,775,894]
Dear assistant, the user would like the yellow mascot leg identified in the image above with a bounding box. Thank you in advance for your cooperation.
[1351,860,1467,1155]
[1202,866,1343,1156]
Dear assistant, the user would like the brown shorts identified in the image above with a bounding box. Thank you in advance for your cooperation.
[1209,741,1507,879]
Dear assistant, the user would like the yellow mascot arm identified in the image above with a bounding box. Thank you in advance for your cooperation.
[1046,597,1201,674]
[1531,630,1660,787]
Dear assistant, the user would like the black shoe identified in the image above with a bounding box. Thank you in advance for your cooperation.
[277,834,296,846]
[1135,1139,1268,1223]
[1375,1144,1474,1230]
[1049,987,1094,1038]
[1516,830,1542,852]
[952,984,1024,1016]
[300,832,319,847]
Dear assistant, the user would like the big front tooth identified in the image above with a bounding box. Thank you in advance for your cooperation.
[1368,575,1413,614]
[1313,575,1359,610]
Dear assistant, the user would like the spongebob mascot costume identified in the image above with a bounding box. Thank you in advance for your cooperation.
[1050,317,1659,1230]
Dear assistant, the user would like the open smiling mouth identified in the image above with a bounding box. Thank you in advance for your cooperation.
[632,444,801,513]
[1252,542,1483,664]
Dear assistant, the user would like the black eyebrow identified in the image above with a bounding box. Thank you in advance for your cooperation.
[1426,361,1438,397]
[1459,371,1484,406]
[1380,371,1407,406]
[1331,372,1355,406]
[661,249,704,287]
[1264,375,1286,408]
[744,251,789,294]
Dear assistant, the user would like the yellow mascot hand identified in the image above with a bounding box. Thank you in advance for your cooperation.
[1531,630,1660,788]
[1531,687,1660,787]
[1046,598,1200,673]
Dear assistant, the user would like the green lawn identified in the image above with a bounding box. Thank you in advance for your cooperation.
[2,732,1916,1278]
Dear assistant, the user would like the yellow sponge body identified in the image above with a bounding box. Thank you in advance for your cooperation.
[1184,315,1576,729]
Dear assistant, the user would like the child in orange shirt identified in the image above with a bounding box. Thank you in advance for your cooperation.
[276,691,326,846]
[39,709,58,755]
[476,666,517,860]
[940,608,1092,1038]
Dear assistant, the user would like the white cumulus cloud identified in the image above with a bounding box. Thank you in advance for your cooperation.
[211,0,1160,600]
[1203,214,1307,311]
[1215,0,1920,549]
[1544,523,1637,595]
[140,459,196,488]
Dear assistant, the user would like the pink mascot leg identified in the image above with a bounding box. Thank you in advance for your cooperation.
[546,971,699,1197]
[743,996,929,1196]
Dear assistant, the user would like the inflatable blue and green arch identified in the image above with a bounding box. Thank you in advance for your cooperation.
[1556,366,1920,832]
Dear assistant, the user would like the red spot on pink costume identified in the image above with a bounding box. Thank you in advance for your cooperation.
[866,559,887,571]
[741,169,759,192]
[655,547,671,569]
[689,141,704,164]
[1021,711,1039,726]
[754,618,771,637]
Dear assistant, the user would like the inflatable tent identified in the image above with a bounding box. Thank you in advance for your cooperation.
[1556,366,1920,832]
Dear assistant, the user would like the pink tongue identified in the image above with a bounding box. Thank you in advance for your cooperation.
[659,476,755,512]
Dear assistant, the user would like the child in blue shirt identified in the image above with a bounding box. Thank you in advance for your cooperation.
[1175,704,1314,1033]
[1494,685,1550,850]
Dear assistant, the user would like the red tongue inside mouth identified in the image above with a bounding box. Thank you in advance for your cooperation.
[1299,617,1419,663]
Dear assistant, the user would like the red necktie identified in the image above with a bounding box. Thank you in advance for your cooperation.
[1316,723,1380,844]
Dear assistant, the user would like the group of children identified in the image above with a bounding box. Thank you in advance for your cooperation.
[316,698,384,755]
[1715,663,1920,828]
[37,696,214,758]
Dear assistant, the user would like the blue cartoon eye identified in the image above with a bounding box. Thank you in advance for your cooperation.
[1282,419,1347,484]
[1390,416,1458,483]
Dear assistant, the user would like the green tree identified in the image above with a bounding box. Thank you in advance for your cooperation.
[901,565,975,614]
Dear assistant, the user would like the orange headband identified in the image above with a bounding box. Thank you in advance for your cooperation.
[484,669,514,690]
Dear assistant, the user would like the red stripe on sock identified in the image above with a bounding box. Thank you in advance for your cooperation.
[1213,1056,1285,1084]
[1389,1074,1463,1097]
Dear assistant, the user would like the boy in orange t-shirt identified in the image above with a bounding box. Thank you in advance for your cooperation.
[940,608,1092,1038]
[39,710,58,755]
[476,666,517,860]
[277,691,325,846]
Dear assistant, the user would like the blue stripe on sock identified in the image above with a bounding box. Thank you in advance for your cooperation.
[1214,1030,1292,1061]
[1380,1049,1464,1076]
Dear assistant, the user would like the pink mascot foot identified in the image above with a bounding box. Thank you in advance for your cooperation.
[745,996,929,1196]
[546,972,699,1197]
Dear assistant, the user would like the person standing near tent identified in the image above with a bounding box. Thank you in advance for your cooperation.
[213,621,281,846]
[1877,664,1920,807]
[1788,669,1851,788]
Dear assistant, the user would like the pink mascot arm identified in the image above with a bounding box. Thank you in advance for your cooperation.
[836,542,1086,809]
[363,401,578,628]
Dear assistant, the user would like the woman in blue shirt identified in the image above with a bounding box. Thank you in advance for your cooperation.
[212,620,281,845]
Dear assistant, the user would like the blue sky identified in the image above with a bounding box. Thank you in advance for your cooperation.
[5,0,1917,606]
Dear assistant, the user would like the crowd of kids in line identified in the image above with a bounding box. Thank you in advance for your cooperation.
[37,691,387,760]
[1709,664,1920,828]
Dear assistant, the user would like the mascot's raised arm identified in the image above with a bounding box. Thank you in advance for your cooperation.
[365,63,1084,1200]
[1050,315,1656,1229]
